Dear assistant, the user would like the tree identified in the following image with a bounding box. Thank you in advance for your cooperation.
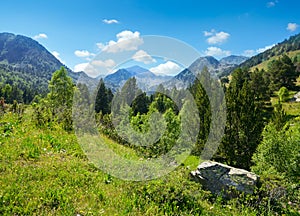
[278,86,289,102]
[252,121,300,182]
[95,79,113,114]
[131,92,150,115]
[48,67,74,109]
[268,54,298,91]
[189,70,211,156]
[47,67,74,130]
[271,101,287,131]
[220,68,265,169]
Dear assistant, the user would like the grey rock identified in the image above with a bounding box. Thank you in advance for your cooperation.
[190,161,259,198]
[293,91,300,102]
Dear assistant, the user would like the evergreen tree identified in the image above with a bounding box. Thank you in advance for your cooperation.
[131,92,150,115]
[95,79,113,114]
[220,68,264,169]
[268,54,298,91]
[189,71,211,156]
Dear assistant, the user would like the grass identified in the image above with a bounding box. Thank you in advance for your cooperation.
[271,90,300,118]
[250,50,300,71]
[0,110,280,215]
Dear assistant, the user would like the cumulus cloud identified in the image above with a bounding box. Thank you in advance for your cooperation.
[97,30,143,53]
[51,51,65,64]
[91,59,116,68]
[149,61,182,76]
[204,30,230,44]
[205,47,231,57]
[103,19,119,24]
[74,63,89,72]
[132,50,156,64]
[33,33,48,40]
[74,50,95,58]
[74,60,116,77]
[287,23,299,32]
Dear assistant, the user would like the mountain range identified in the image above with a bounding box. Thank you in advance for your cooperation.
[0,32,94,96]
[0,31,299,99]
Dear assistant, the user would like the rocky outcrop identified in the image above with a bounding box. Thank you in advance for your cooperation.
[190,161,259,198]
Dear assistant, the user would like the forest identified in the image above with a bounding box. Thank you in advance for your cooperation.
[0,53,300,215]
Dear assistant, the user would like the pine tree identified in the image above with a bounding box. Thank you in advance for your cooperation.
[220,68,264,169]
[95,79,113,114]
[189,69,211,156]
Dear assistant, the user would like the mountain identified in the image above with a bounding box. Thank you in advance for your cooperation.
[239,33,300,69]
[104,65,171,92]
[0,32,94,101]
[163,55,248,89]
[219,55,249,65]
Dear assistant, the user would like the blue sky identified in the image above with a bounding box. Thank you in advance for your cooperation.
[1,0,300,77]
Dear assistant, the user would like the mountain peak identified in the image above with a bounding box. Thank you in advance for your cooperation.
[125,65,149,74]
[220,55,249,65]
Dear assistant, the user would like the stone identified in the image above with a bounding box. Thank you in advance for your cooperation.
[293,91,300,102]
[190,161,259,198]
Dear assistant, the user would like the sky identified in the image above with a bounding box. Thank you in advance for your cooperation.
[0,0,300,77]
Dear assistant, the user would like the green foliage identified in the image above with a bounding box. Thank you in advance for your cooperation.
[278,86,289,102]
[95,79,113,114]
[220,68,265,169]
[33,67,74,131]
[188,69,211,156]
[272,102,287,131]
[267,54,298,91]
[252,121,300,182]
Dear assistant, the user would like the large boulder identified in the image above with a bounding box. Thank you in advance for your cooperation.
[190,161,259,197]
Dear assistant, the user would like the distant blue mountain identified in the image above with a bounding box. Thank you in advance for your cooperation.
[104,65,171,92]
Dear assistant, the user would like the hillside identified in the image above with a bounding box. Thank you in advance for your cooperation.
[0,32,92,102]
[240,33,300,69]
[250,50,300,71]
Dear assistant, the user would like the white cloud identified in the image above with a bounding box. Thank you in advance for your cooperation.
[287,23,299,32]
[74,60,116,77]
[74,63,89,72]
[242,44,276,57]
[91,59,116,68]
[203,29,215,37]
[74,50,95,58]
[243,49,256,57]
[33,33,48,40]
[103,19,119,24]
[149,61,182,76]
[204,30,230,44]
[256,44,275,53]
[97,30,143,53]
[205,47,231,57]
[132,50,156,64]
[51,51,65,64]
[267,0,278,8]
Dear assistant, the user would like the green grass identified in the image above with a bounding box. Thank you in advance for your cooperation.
[271,90,300,117]
[0,111,282,215]
[250,50,300,71]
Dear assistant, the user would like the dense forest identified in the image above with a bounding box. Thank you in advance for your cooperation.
[1,49,300,215]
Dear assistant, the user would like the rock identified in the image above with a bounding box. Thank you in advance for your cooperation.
[190,161,259,198]
[293,92,300,102]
